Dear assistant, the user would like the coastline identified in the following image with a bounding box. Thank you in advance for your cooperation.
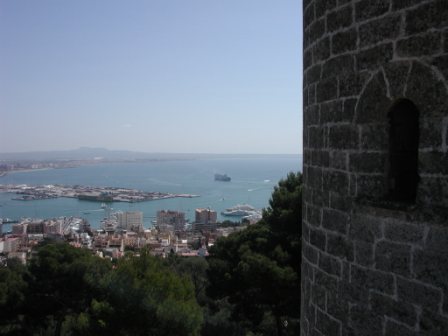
[0,168,54,176]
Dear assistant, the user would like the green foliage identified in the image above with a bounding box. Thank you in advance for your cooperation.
[205,172,302,335]
[0,243,202,336]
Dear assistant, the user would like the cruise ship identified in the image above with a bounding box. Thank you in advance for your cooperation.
[221,204,256,216]
[214,174,231,182]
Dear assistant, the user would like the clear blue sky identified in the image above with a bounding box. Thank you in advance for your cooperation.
[0,0,302,154]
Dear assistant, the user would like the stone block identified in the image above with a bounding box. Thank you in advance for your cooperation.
[357,43,393,70]
[431,55,448,87]
[307,166,323,190]
[444,30,448,52]
[320,100,343,124]
[349,152,386,173]
[332,27,357,55]
[312,188,330,208]
[302,258,315,281]
[308,83,317,105]
[414,248,448,291]
[304,2,315,28]
[397,277,442,312]
[327,290,349,325]
[392,0,424,10]
[311,150,330,167]
[419,151,448,175]
[312,283,327,310]
[425,226,448,254]
[383,61,411,98]
[420,117,443,149]
[313,37,331,63]
[328,125,358,150]
[304,87,310,107]
[310,17,326,42]
[406,58,448,119]
[355,72,391,123]
[370,292,417,327]
[309,126,325,149]
[417,177,448,208]
[359,15,401,48]
[316,308,342,336]
[354,240,375,267]
[350,214,382,243]
[315,268,339,292]
[356,174,385,199]
[360,123,388,151]
[383,220,424,245]
[375,240,412,276]
[310,227,327,250]
[316,77,337,103]
[350,265,395,295]
[303,221,310,242]
[330,191,352,211]
[322,54,355,79]
[319,251,342,277]
[385,320,416,336]
[304,28,312,51]
[304,48,313,69]
[327,233,354,262]
[327,5,353,33]
[355,0,390,22]
[329,151,347,170]
[306,64,322,85]
[339,72,368,97]
[304,105,320,126]
[315,0,337,19]
[342,99,356,122]
[349,304,384,335]
[322,208,348,234]
[396,32,442,57]
[304,242,319,265]
[307,204,322,226]
[405,0,448,35]
[419,309,448,335]
[323,170,349,194]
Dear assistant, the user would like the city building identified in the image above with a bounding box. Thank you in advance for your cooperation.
[193,208,217,232]
[116,211,143,232]
[156,210,186,231]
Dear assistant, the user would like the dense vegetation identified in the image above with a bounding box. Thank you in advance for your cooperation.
[0,172,302,335]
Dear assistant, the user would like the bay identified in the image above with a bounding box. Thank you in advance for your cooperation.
[0,156,302,230]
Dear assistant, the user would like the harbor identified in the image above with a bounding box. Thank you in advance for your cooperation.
[0,184,199,203]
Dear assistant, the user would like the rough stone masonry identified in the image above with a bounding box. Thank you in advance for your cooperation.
[301,0,448,335]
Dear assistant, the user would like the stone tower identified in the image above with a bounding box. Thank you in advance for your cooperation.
[301,1,448,335]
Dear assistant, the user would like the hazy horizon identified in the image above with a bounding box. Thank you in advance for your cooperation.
[0,146,302,156]
[0,1,302,155]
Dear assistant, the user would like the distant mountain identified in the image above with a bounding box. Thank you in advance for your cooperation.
[0,147,300,162]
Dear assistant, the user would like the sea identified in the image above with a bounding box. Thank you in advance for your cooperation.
[0,155,302,231]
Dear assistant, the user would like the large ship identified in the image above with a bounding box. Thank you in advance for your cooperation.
[214,173,231,182]
[221,204,256,216]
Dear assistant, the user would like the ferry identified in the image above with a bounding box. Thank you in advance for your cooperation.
[214,174,231,182]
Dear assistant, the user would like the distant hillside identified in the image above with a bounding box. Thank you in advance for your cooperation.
[0,147,301,162]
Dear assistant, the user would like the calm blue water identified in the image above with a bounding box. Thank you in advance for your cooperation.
[0,156,302,230]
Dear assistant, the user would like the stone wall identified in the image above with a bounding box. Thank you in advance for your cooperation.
[301,0,448,335]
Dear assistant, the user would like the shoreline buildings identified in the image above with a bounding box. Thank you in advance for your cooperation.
[193,208,217,232]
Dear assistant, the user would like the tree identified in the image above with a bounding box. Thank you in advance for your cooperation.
[205,172,302,336]
[0,242,203,336]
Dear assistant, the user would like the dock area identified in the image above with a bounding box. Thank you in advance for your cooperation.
[0,184,199,203]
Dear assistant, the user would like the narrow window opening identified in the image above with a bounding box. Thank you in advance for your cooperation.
[387,99,419,203]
